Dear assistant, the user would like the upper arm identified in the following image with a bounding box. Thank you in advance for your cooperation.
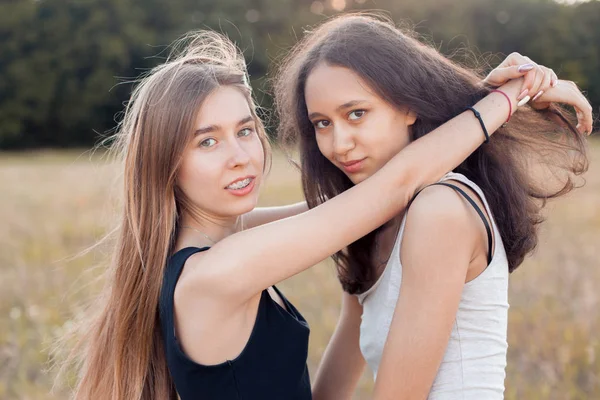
[373,185,480,400]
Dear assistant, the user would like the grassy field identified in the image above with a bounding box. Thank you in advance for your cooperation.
[1,141,599,399]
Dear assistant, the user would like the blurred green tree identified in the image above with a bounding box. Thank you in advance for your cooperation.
[0,0,597,148]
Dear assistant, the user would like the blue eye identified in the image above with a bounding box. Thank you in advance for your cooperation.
[349,110,366,120]
[199,138,217,148]
[238,128,253,137]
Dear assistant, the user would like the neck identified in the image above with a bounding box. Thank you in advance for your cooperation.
[176,212,243,250]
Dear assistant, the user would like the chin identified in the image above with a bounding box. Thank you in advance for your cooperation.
[348,173,370,185]
[228,197,260,218]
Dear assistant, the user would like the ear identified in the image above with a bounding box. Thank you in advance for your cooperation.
[405,109,417,126]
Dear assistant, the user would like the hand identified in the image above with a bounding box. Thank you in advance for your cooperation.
[484,52,558,104]
[529,80,594,135]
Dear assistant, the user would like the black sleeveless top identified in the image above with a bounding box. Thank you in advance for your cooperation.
[159,247,312,400]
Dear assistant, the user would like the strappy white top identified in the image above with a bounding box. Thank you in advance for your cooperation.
[357,172,509,399]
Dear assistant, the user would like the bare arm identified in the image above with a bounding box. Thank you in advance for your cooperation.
[244,202,309,229]
[313,292,365,400]
[372,186,479,399]
[182,79,522,302]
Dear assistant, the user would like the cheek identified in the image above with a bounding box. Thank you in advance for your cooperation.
[315,133,333,160]
[177,153,219,200]
[248,135,266,170]
[364,117,411,163]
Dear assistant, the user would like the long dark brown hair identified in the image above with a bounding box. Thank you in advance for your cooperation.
[274,14,589,294]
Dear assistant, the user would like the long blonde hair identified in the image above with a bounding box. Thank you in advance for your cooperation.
[61,31,271,399]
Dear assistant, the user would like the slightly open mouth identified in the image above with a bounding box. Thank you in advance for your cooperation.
[227,177,253,190]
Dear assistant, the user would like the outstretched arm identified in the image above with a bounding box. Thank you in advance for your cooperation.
[182,78,524,304]
[243,55,592,232]
[244,202,308,229]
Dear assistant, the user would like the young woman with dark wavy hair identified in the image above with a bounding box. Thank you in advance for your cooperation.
[274,14,592,400]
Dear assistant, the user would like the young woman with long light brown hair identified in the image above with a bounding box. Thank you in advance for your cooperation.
[60,25,591,400]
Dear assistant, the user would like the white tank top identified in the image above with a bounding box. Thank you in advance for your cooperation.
[356,172,509,399]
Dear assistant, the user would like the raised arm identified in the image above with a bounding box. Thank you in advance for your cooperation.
[182,78,523,302]
[244,202,308,229]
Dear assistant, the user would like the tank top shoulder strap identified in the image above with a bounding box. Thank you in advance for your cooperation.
[410,175,493,265]
[160,246,210,342]
[431,182,493,265]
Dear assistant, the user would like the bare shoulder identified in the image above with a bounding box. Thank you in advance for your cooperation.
[175,249,237,306]
[401,184,482,265]
[172,250,259,365]
[405,184,478,230]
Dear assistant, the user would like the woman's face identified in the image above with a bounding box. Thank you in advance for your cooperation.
[304,63,416,184]
[177,86,265,219]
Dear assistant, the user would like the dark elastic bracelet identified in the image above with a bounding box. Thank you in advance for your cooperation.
[466,106,489,144]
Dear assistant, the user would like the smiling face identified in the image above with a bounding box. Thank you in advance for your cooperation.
[304,63,417,184]
[177,85,265,219]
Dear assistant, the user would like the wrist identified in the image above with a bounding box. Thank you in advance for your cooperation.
[497,78,524,115]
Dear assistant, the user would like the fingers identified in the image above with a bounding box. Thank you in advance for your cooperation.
[532,66,553,102]
[493,53,593,134]
[575,106,593,135]
[484,52,536,87]
[497,53,557,99]
[483,64,533,87]
[561,81,593,135]
[503,52,532,68]
[522,65,557,105]
[562,81,592,135]
[524,80,593,135]
[523,65,543,99]
[574,100,593,136]
[551,70,559,88]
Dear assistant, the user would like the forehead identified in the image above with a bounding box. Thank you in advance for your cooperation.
[195,86,252,128]
[304,64,379,110]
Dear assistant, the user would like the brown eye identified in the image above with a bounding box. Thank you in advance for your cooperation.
[349,110,366,120]
[315,120,330,129]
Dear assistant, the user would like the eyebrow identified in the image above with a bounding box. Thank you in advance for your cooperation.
[308,100,368,120]
[194,115,254,136]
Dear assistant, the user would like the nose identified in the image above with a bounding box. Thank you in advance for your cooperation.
[332,126,356,157]
[226,139,251,169]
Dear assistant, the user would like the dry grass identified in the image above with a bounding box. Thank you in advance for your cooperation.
[1,141,599,399]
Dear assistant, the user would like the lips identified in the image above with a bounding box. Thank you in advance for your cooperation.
[340,159,364,167]
[339,158,366,174]
[225,175,257,197]
[225,175,255,189]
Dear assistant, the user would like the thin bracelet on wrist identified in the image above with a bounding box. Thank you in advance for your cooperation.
[466,107,490,144]
[490,89,512,124]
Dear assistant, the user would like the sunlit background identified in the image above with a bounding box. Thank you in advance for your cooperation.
[1,0,599,399]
